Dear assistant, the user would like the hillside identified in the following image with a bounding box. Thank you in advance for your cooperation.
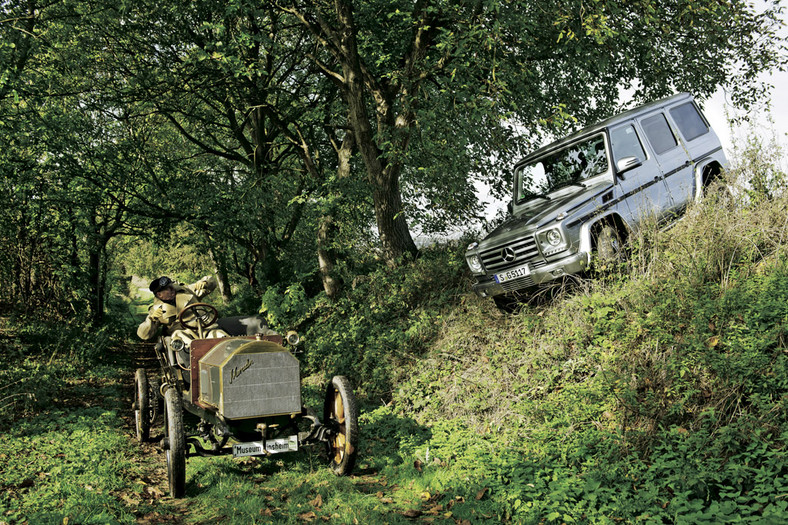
[2,157,788,523]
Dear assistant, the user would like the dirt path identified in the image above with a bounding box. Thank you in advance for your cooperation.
[114,342,192,524]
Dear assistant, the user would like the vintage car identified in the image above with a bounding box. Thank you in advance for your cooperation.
[132,303,358,497]
[465,93,727,311]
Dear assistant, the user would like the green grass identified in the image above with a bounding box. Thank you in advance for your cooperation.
[2,408,139,524]
[3,161,788,523]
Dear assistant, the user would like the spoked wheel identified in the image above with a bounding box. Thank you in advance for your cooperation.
[323,376,359,476]
[134,368,152,442]
[163,387,186,497]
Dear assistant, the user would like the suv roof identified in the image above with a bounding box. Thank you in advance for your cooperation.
[514,92,694,169]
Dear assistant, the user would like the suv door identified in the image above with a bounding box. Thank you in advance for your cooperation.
[639,112,692,215]
[668,100,715,201]
[609,123,671,225]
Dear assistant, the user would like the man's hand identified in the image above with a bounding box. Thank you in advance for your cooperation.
[148,306,166,323]
[192,279,208,293]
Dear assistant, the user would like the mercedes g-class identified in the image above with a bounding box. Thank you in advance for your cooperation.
[465,93,726,310]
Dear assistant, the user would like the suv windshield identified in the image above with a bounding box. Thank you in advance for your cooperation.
[516,133,609,202]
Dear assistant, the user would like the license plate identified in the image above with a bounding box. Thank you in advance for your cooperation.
[494,263,531,284]
[232,435,298,457]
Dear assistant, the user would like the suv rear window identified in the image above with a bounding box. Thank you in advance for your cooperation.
[641,114,677,155]
[670,102,709,141]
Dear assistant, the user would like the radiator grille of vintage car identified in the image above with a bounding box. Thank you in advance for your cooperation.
[199,339,302,419]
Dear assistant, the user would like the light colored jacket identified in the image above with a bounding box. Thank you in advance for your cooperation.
[136,276,217,341]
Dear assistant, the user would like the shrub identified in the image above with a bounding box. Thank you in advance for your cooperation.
[259,243,470,400]
[0,317,120,430]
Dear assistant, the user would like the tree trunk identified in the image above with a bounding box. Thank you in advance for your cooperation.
[206,237,233,304]
[317,215,341,299]
[334,0,419,266]
[87,245,104,325]
[370,166,419,264]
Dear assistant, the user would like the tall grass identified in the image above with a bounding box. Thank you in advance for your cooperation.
[375,134,788,521]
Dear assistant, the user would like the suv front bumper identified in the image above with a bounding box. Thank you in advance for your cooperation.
[471,251,590,298]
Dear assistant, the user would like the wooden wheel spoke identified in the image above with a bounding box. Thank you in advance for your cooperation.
[334,390,345,423]
[332,432,346,463]
[323,376,357,476]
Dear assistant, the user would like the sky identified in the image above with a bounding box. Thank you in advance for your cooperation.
[704,1,787,155]
[705,75,788,155]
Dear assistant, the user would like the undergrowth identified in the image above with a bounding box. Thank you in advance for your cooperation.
[259,244,470,400]
[385,150,788,520]
[3,138,788,523]
[0,316,123,431]
[257,136,788,522]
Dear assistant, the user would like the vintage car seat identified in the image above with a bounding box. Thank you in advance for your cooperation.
[216,315,278,337]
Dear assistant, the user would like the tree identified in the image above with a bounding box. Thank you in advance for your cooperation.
[278,0,785,266]
[92,0,362,296]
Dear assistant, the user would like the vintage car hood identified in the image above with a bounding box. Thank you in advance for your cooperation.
[480,182,613,248]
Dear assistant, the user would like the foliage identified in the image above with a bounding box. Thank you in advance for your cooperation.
[3,0,785,322]
[385,140,788,521]
[0,316,123,431]
[113,232,214,287]
[3,142,788,523]
[1,0,787,514]
[260,244,470,399]
[0,408,140,524]
[726,116,787,203]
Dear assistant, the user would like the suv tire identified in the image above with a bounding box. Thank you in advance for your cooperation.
[596,225,625,269]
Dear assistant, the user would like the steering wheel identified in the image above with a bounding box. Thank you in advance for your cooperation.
[178,303,219,338]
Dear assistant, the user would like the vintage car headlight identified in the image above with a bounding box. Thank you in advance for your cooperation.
[537,227,569,257]
[171,339,185,352]
[286,331,300,346]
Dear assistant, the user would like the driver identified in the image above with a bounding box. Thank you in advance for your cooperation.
[137,275,228,343]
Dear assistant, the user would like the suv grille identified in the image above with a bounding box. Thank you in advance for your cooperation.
[479,236,546,273]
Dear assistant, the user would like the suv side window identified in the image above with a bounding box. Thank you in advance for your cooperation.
[669,102,709,141]
[641,113,677,155]
[610,125,646,163]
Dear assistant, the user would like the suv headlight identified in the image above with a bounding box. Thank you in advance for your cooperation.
[467,254,483,273]
[466,242,484,273]
[537,227,569,257]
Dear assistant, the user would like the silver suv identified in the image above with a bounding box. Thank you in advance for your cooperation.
[465,93,727,309]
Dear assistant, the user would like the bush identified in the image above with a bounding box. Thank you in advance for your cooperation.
[0,317,120,431]
[259,243,470,400]
[385,133,788,521]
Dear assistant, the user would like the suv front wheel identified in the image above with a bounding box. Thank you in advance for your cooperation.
[596,225,626,270]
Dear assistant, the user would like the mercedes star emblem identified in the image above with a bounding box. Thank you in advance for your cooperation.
[501,247,517,263]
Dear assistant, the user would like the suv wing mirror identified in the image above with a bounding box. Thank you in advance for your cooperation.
[616,156,642,174]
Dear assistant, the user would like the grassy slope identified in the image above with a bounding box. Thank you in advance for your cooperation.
[384,184,788,522]
[3,177,788,523]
